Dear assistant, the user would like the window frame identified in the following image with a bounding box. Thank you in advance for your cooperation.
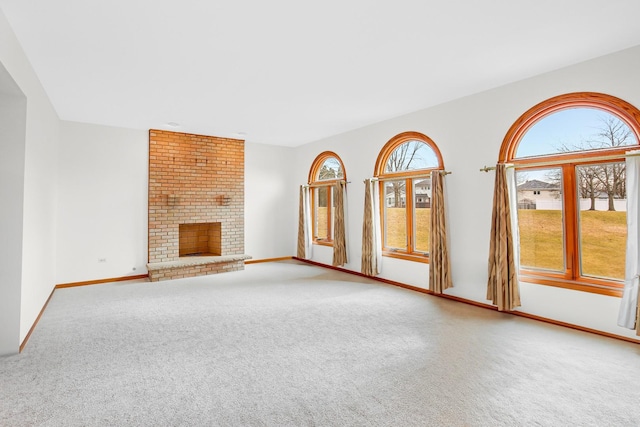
[501,92,640,297]
[374,131,445,263]
[308,151,346,247]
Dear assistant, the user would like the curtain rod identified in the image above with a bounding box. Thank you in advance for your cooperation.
[363,170,452,183]
[302,179,350,188]
[479,165,496,173]
[480,151,640,173]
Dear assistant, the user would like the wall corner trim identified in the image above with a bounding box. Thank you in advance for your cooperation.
[55,274,149,289]
[245,256,293,265]
[19,274,149,353]
[19,287,55,353]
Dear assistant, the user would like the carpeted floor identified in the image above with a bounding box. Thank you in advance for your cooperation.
[1,260,639,426]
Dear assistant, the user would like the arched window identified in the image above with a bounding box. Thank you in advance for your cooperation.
[500,92,640,295]
[308,152,346,245]
[374,131,444,262]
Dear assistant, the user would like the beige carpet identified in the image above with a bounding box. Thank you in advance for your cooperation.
[1,260,638,426]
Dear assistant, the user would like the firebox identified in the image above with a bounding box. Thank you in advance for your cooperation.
[178,223,221,257]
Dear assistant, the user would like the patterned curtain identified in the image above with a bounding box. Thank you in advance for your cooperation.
[487,164,521,311]
[332,181,348,266]
[296,185,313,260]
[428,171,452,293]
[618,151,640,335]
[361,179,377,275]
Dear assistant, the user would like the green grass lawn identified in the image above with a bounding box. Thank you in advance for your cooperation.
[315,207,330,239]
[517,210,564,271]
[517,209,626,280]
[385,207,430,252]
[320,207,432,250]
[321,206,625,280]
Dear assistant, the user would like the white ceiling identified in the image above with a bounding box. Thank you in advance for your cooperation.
[2,0,640,146]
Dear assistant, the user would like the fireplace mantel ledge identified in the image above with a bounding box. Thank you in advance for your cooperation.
[147,254,252,271]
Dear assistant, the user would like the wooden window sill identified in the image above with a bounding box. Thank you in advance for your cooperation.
[382,250,429,264]
[519,274,623,297]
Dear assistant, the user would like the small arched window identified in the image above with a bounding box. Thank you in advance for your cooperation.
[374,132,444,262]
[500,92,640,295]
[308,152,346,245]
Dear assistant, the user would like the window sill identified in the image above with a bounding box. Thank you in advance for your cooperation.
[519,274,623,298]
[313,240,334,247]
[382,250,429,264]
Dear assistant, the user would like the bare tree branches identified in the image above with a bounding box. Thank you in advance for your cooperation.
[386,141,424,173]
[385,141,425,207]
[555,115,632,211]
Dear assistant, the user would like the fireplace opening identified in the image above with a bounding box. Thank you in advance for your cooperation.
[179,223,221,257]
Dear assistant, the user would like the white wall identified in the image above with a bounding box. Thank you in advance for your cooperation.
[56,121,148,284]
[20,82,60,342]
[55,130,297,283]
[0,7,60,350]
[245,142,296,260]
[293,45,640,342]
[0,64,26,356]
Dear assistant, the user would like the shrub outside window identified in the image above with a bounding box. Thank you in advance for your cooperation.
[501,92,640,296]
[308,152,345,245]
[374,132,444,263]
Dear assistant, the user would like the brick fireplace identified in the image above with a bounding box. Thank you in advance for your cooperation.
[147,130,250,281]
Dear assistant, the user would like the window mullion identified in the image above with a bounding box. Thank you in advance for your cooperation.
[406,178,414,253]
[311,188,317,240]
[563,163,579,280]
[327,186,333,241]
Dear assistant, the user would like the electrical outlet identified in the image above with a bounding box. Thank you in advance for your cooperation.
[98,258,107,263]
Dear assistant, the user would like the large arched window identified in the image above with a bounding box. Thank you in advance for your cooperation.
[308,152,346,246]
[500,92,640,295]
[374,132,444,262]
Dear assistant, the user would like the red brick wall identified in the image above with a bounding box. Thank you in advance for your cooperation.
[148,130,244,263]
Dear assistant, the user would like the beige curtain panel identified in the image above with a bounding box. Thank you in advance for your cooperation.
[487,164,521,311]
[297,185,306,259]
[332,181,348,267]
[618,151,640,335]
[361,179,378,276]
[429,171,452,294]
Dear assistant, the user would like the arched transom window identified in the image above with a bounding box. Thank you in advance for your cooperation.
[308,152,345,245]
[374,131,444,262]
[500,92,640,295]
